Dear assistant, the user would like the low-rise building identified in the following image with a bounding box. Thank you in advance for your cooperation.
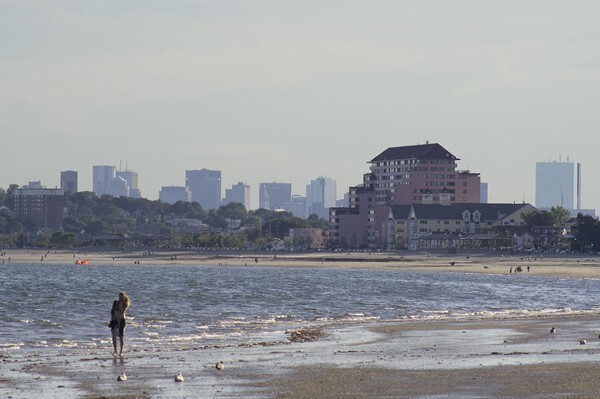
[289,228,327,250]
[382,203,536,251]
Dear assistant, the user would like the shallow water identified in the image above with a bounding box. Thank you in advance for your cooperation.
[1,262,599,354]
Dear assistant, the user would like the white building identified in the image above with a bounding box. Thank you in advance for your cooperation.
[117,169,141,198]
[535,160,581,210]
[93,165,140,198]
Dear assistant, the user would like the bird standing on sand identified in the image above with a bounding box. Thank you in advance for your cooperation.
[216,361,224,371]
[550,327,556,334]
[580,339,587,345]
[117,373,127,381]
[175,372,184,382]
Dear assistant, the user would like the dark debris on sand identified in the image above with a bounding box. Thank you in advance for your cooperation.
[287,328,324,343]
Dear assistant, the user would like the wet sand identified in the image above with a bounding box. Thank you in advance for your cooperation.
[4,314,600,398]
[3,249,600,398]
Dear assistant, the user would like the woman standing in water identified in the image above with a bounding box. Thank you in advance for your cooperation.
[110,292,131,357]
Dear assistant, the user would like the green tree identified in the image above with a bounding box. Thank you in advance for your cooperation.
[85,220,114,236]
[524,210,555,227]
[35,231,52,248]
[0,233,16,247]
[4,184,19,209]
[16,232,28,248]
[218,203,247,219]
[550,206,570,227]
[173,232,195,248]
[307,214,329,229]
[205,210,228,229]
[572,214,600,252]
[223,233,243,248]
[194,233,212,248]
[4,220,23,234]
[262,216,308,239]
[50,232,78,248]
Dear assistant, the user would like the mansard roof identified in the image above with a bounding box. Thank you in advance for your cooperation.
[370,143,459,163]
[389,203,535,221]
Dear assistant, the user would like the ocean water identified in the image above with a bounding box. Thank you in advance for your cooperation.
[2,262,600,354]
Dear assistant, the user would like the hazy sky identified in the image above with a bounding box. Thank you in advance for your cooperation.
[2,1,599,210]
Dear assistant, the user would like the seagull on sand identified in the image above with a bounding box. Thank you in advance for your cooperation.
[175,372,184,382]
[550,327,556,334]
[580,339,587,345]
[117,373,127,381]
[215,361,225,371]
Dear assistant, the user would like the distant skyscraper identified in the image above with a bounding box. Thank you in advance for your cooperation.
[480,183,488,204]
[159,186,192,204]
[185,169,222,210]
[282,195,307,219]
[93,165,139,198]
[60,170,78,194]
[93,165,116,197]
[259,183,292,210]
[536,160,581,210]
[110,176,130,197]
[306,177,337,219]
[117,169,141,198]
[224,182,250,209]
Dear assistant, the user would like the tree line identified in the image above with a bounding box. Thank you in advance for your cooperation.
[523,206,600,252]
[0,188,328,250]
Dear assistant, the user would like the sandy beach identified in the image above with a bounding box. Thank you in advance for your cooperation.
[4,248,600,278]
[3,249,600,398]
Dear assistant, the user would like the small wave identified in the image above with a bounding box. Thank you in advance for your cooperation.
[40,319,63,328]
[0,343,23,351]
[54,340,78,348]
[388,307,600,323]
[313,314,380,323]
[145,324,168,329]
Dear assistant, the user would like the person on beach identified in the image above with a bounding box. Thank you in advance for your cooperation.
[110,292,131,357]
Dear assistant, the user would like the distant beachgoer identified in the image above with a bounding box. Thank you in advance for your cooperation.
[110,292,131,357]
[509,267,513,274]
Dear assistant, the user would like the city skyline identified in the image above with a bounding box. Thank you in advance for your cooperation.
[0,150,592,213]
[2,2,599,210]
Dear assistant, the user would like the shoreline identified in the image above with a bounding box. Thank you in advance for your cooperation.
[3,248,600,279]
[5,249,600,397]
[4,314,600,398]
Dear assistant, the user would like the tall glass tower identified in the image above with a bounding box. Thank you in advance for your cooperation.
[535,160,581,210]
[185,169,222,210]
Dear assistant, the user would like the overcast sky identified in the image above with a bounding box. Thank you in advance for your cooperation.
[2,1,599,210]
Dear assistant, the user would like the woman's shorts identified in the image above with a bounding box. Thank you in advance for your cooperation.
[112,319,127,337]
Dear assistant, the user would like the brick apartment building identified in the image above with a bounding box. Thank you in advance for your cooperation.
[330,143,482,249]
[13,188,65,231]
